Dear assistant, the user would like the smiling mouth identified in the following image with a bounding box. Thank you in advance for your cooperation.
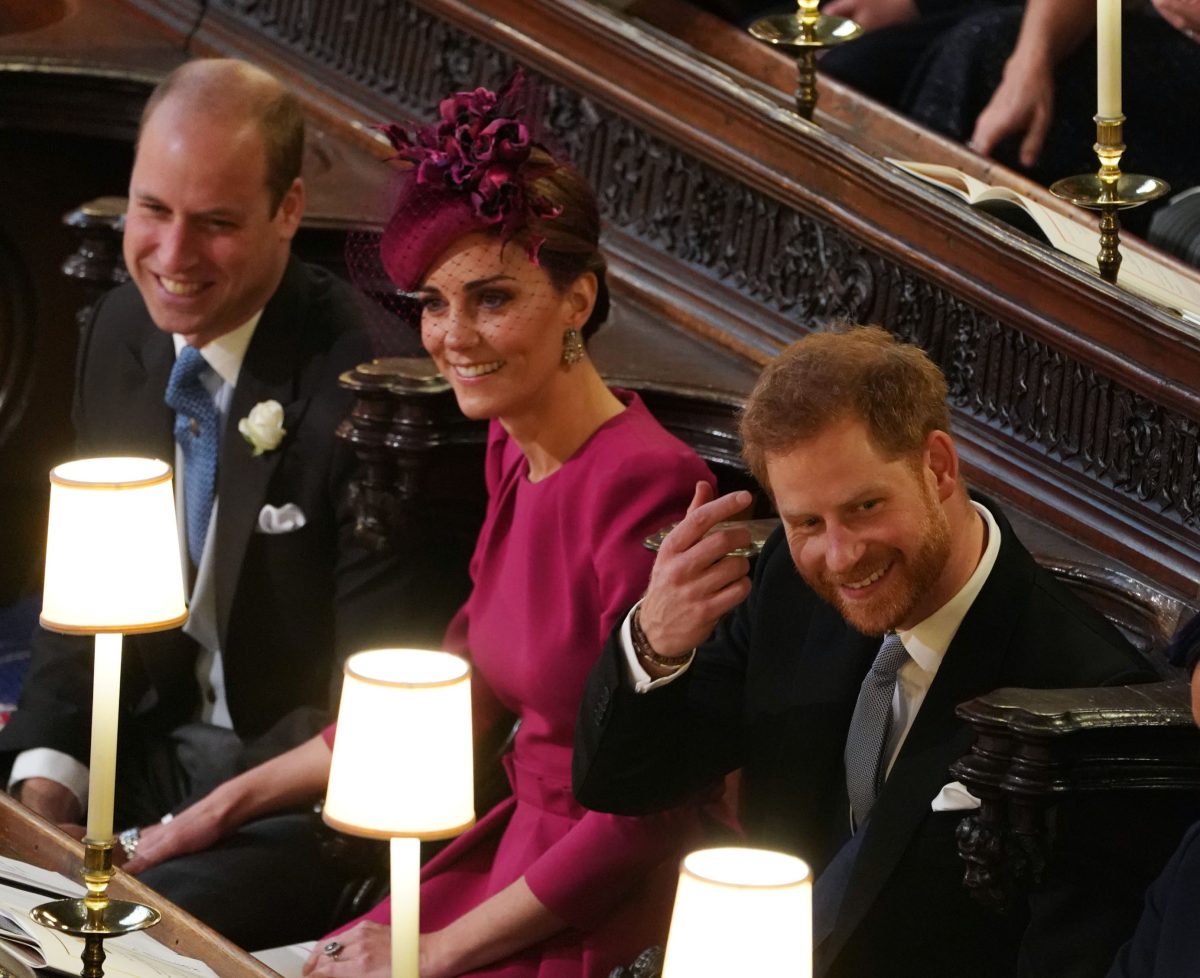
[158,275,205,297]
[452,361,503,378]
[841,562,893,592]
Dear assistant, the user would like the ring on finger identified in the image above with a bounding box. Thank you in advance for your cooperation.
[322,941,343,959]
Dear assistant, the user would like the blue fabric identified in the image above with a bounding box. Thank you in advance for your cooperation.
[1107,821,1200,978]
[164,346,219,565]
[844,632,909,826]
[0,596,39,718]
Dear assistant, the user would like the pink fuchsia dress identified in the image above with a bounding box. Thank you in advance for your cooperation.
[324,391,717,977]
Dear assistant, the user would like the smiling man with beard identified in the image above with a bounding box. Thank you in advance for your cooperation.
[574,324,1157,978]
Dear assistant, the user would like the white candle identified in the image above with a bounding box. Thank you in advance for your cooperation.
[86,632,123,842]
[391,837,421,978]
[1097,0,1122,117]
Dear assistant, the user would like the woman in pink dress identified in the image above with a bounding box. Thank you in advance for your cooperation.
[127,76,719,977]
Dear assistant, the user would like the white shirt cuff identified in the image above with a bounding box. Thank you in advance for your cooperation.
[620,600,693,693]
[9,748,90,811]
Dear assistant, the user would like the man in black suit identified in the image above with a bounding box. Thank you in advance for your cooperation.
[0,58,459,947]
[574,325,1155,977]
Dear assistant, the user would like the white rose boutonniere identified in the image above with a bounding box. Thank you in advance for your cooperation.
[238,399,287,456]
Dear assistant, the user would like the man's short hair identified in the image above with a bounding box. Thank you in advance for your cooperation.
[139,60,304,216]
[740,324,951,488]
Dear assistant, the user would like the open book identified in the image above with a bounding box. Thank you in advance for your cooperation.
[0,856,217,978]
[889,159,1200,325]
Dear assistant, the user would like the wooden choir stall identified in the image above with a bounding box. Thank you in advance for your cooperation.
[2,0,1200,969]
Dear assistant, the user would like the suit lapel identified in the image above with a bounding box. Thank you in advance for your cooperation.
[820,523,1032,965]
[123,321,176,457]
[212,262,311,647]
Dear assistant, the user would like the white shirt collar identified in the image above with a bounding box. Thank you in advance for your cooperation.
[898,501,1002,674]
[171,311,262,387]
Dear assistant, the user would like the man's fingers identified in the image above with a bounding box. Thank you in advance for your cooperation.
[662,491,753,554]
[685,480,715,514]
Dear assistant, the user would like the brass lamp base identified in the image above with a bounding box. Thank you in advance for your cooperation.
[749,11,862,121]
[31,897,160,934]
[31,840,160,978]
[1049,114,1169,283]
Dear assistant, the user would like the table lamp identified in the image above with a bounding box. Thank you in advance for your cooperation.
[30,457,188,978]
[323,648,475,978]
[661,847,812,978]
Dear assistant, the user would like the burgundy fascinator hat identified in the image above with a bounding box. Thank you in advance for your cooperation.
[378,72,565,294]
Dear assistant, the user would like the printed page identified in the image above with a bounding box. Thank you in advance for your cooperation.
[252,941,315,978]
[0,883,218,978]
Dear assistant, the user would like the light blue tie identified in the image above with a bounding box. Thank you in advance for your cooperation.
[164,346,219,566]
[844,632,910,828]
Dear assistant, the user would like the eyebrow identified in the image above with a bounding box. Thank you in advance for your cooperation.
[414,274,516,296]
[779,484,892,521]
[131,192,242,221]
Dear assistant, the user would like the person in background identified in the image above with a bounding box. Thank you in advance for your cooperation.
[0,58,461,948]
[124,75,725,978]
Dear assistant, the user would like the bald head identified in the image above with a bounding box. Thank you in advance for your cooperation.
[139,59,304,215]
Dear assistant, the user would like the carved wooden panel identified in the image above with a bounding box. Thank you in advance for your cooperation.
[136,0,1200,595]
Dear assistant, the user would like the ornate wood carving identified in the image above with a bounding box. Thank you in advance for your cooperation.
[952,677,1200,910]
[61,197,130,331]
[126,0,1200,595]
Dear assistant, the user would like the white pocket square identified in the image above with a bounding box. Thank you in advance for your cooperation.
[256,503,307,534]
[930,780,981,812]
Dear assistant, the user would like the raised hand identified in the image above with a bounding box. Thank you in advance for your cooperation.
[637,484,754,659]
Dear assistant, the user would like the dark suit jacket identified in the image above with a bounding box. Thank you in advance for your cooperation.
[574,502,1155,978]
[0,258,456,787]
[1108,820,1200,978]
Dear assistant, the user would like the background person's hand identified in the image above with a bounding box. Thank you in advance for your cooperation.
[637,484,754,659]
[969,52,1056,168]
[1152,0,1200,38]
[822,0,919,31]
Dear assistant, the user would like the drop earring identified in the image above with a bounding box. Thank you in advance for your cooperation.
[561,328,585,366]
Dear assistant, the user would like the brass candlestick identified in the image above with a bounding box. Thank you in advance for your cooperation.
[1050,115,1169,283]
[31,839,160,978]
[749,0,862,121]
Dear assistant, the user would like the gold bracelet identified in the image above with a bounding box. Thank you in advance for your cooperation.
[631,607,695,671]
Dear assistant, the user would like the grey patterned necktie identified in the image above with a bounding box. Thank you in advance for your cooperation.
[844,632,910,828]
[164,345,219,566]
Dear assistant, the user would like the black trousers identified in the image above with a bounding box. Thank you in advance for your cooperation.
[116,719,386,950]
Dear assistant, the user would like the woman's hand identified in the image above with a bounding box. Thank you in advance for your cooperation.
[302,921,392,978]
[122,801,227,875]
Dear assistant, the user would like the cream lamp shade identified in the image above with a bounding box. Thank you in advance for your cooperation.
[323,648,475,839]
[40,457,187,634]
[662,847,813,978]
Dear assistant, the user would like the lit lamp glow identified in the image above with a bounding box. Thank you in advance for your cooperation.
[661,847,812,978]
[33,457,188,978]
[323,649,475,978]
